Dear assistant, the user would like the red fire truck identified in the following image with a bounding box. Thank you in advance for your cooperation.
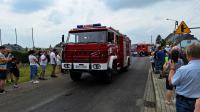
[61,24,131,82]
[135,44,154,56]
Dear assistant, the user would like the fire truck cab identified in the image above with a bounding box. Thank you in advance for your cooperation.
[62,24,131,82]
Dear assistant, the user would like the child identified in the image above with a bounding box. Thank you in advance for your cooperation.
[10,58,20,88]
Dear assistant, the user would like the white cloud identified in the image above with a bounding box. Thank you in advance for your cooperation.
[0,0,199,48]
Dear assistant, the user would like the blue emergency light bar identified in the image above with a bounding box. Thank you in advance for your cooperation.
[77,23,101,28]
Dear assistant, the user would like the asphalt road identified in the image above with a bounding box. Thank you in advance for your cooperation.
[0,57,150,112]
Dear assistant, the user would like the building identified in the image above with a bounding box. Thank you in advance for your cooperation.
[177,39,200,48]
[165,33,199,48]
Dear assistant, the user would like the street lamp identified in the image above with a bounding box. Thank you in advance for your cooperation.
[166,18,179,33]
[166,18,179,45]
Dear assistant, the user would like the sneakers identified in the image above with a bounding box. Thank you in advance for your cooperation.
[33,80,39,84]
[51,75,58,78]
[38,77,47,80]
[0,90,7,95]
[13,84,19,88]
[30,80,39,84]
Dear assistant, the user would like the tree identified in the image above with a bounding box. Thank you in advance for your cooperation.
[160,39,166,47]
[49,45,52,49]
[166,41,173,46]
[156,35,162,44]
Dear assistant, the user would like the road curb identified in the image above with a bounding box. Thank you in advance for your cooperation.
[151,70,176,112]
[151,70,160,112]
[143,69,156,112]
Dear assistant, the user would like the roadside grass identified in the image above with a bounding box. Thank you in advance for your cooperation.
[7,64,61,84]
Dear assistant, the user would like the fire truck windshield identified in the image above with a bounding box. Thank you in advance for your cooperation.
[68,31,107,43]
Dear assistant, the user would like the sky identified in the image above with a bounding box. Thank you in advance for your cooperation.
[0,0,200,48]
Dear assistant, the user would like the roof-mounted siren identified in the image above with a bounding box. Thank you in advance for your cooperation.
[93,23,101,27]
[77,23,101,28]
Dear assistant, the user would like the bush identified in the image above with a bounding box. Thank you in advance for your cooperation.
[12,51,29,63]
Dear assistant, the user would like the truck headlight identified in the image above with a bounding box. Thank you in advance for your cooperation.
[93,64,101,69]
[64,64,71,68]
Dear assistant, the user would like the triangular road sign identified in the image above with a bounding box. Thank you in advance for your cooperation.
[176,21,191,34]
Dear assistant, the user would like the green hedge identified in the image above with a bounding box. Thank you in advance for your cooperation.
[12,51,29,63]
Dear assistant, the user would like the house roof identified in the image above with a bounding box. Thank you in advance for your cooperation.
[165,33,197,45]
[2,44,23,51]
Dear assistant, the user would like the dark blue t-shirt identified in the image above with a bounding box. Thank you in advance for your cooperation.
[156,50,165,64]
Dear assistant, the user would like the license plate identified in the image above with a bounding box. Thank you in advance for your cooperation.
[74,64,89,69]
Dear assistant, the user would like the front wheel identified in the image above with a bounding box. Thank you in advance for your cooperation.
[123,58,131,72]
[104,62,118,83]
[104,70,113,83]
[70,71,82,81]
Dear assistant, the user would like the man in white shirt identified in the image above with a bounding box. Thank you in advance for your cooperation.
[50,49,57,77]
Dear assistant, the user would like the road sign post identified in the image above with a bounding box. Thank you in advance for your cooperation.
[176,21,191,34]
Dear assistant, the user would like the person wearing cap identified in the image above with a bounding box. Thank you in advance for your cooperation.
[0,46,12,94]
[169,44,200,112]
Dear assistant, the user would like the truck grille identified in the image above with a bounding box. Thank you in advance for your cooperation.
[63,50,108,63]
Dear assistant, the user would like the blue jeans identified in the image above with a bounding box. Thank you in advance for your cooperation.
[176,95,196,112]
[30,65,38,80]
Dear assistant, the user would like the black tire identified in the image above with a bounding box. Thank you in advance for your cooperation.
[112,61,118,75]
[123,59,130,72]
[104,61,117,83]
[139,52,143,57]
[70,71,82,81]
[104,70,113,83]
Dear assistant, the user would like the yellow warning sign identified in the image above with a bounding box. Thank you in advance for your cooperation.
[176,21,191,34]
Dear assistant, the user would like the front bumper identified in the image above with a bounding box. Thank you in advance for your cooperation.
[62,63,108,70]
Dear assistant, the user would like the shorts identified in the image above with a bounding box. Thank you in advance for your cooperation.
[166,75,173,90]
[0,71,7,80]
[40,65,46,71]
[11,69,20,78]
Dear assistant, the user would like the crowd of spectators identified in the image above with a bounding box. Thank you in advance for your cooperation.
[0,47,62,94]
[150,44,200,112]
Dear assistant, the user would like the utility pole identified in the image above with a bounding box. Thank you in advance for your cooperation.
[15,28,18,45]
[0,29,2,46]
[32,27,35,49]
[166,18,179,45]
[62,35,64,43]
[174,21,178,32]
[151,35,153,44]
